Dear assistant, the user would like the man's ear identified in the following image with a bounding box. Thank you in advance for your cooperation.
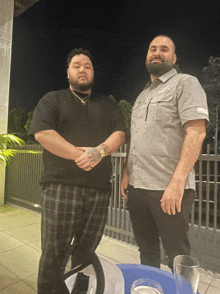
[173,53,177,64]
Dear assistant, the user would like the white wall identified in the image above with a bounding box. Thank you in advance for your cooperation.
[0,0,14,205]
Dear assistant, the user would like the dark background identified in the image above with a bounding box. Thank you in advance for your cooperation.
[9,0,220,111]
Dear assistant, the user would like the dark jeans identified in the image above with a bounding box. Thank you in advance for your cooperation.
[127,186,196,271]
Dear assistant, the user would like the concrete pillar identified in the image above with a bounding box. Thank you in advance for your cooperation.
[0,0,14,205]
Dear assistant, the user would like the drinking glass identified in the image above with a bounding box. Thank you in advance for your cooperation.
[131,278,164,294]
[174,255,200,294]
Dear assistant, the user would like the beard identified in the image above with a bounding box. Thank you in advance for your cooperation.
[69,76,95,92]
[146,58,174,77]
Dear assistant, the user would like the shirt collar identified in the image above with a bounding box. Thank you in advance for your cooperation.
[144,68,177,90]
[158,68,177,83]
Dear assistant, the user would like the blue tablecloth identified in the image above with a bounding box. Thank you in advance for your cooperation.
[116,264,200,294]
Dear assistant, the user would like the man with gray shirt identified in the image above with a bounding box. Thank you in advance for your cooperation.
[121,35,209,271]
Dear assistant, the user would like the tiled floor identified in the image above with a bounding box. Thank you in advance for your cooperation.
[0,204,220,293]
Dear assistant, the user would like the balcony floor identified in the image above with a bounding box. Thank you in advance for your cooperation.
[0,204,220,294]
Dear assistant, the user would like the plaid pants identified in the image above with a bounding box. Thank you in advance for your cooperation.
[37,183,111,294]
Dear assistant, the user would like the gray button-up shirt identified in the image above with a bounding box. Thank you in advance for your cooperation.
[128,69,209,190]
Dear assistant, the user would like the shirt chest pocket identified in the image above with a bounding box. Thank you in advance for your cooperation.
[146,92,175,123]
[132,101,147,122]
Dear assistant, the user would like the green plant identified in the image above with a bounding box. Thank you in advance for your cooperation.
[0,134,24,166]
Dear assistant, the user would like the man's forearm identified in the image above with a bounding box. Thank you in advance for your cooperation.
[161,120,206,215]
[171,124,206,186]
[74,131,126,171]
[101,131,126,156]
[34,130,83,161]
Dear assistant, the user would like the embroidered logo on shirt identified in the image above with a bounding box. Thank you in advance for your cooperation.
[158,86,171,93]
[197,108,208,115]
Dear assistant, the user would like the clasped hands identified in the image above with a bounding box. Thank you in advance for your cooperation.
[74,146,103,171]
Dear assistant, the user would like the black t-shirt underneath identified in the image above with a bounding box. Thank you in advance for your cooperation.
[29,89,126,190]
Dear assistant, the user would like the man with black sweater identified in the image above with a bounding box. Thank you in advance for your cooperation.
[30,48,126,294]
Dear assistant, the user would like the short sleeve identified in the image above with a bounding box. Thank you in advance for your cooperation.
[29,91,59,135]
[178,76,209,126]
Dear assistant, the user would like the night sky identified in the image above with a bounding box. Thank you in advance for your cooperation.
[9,0,220,111]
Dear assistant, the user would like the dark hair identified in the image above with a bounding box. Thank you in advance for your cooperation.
[67,48,93,67]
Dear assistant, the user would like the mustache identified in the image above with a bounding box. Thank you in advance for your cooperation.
[150,57,164,62]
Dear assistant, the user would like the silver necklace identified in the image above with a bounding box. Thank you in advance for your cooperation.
[70,89,91,105]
